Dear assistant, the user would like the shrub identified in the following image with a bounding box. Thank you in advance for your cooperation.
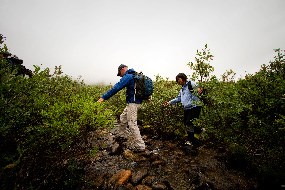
[0,63,115,189]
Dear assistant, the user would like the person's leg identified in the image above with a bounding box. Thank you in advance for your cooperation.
[191,106,202,119]
[120,106,128,127]
[126,103,145,151]
[113,106,130,138]
[191,106,202,134]
[184,106,202,142]
[184,109,194,141]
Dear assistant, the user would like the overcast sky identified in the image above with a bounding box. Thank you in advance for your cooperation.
[1,0,284,84]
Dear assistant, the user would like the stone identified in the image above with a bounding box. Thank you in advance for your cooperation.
[135,184,152,190]
[142,175,156,186]
[108,169,132,189]
[152,182,167,190]
[131,168,148,184]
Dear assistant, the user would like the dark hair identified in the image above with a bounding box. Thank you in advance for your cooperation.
[176,73,187,83]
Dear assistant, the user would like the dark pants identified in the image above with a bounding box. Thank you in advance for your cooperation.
[184,106,202,140]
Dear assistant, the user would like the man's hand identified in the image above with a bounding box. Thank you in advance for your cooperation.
[146,96,152,101]
[97,98,104,103]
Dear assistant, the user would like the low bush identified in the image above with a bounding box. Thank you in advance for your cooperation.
[0,62,115,189]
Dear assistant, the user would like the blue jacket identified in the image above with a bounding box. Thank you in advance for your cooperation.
[102,69,143,104]
[168,81,200,110]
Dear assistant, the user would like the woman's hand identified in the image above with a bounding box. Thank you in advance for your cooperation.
[163,101,170,106]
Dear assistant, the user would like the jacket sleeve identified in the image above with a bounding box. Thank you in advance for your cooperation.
[102,75,131,100]
[168,90,182,105]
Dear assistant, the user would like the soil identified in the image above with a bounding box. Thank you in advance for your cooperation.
[81,126,258,190]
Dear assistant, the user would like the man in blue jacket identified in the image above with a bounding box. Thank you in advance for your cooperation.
[97,64,146,152]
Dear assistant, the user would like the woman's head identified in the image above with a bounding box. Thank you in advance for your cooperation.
[176,73,187,85]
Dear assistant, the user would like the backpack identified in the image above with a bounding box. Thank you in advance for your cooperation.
[188,81,208,104]
[133,72,154,100]
[187,81,195,93]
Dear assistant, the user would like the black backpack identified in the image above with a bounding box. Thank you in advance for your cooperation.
[188,81,208,104]
[187,81,195,93]
[133,72,154,100]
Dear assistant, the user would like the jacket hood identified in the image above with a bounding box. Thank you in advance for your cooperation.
[125,68,135,75]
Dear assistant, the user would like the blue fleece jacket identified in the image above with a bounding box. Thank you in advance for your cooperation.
[101,69,143,104]
[168,81,200,110]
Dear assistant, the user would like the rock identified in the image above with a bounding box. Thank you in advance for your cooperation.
[152,160,166,167]
[191,173,202,186]
[135,184,152,190]
[123,149,147,162]
[137,149,152,157]
[4,163,16,170]
[142,175,156,186]
[108,169,132,189]
[196,182,215,190]
[124,183,134,189]
[92,174,107,189]
[152,182,167,190]
[123,149,138,161]
[131,168,148,184]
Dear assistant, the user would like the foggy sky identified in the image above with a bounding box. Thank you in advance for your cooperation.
[1,0,284,84]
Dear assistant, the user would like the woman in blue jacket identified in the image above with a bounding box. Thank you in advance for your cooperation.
[97,64,145,152]
[164,73,202,146]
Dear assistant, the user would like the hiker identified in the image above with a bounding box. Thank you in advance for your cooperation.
[97,64,146,152]
[163,73,203,146]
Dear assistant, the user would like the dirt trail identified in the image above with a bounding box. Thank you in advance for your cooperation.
[82,128,257,190]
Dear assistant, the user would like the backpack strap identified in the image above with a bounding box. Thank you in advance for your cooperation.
[188,81,205,97]
[187,81,194,93]
[132,71,143,101]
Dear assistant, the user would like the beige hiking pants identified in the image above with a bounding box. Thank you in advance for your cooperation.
[119,103,145,151]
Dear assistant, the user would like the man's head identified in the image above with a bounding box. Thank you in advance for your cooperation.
[117,64,128,77]
[176,73,187,85]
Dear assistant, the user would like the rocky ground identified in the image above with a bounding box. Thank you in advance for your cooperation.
[81,127,258,190]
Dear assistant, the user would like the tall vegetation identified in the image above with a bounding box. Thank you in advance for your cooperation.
[188,44,214,82]
[0,35,115,189]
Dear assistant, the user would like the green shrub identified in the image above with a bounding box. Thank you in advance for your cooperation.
[196,48,285,186]
[0,62,115,189]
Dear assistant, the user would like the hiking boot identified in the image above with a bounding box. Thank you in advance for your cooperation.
[113,136,128,145]
[133,148,151,157]
[191,137,201,147]
[184,141,193,146]
[182,141,199,156]
[182,144,193,154]
[178,139,192,147]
